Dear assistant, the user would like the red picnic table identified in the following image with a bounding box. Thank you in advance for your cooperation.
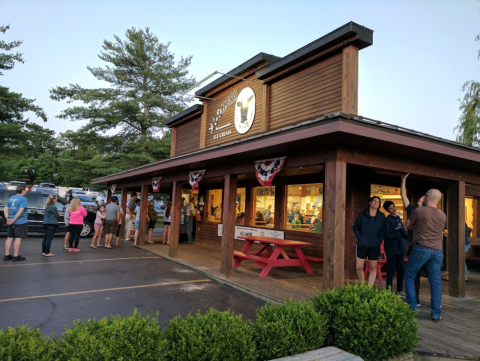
[234,236,322,278]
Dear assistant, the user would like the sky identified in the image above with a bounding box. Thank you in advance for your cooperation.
[2,0,479,141]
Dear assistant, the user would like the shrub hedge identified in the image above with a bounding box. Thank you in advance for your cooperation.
[162,308,256,361]
[0,286,420,360]
[313,283,420,361]
[253,299,327,361]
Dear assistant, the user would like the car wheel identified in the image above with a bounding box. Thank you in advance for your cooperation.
[80,220,93,237]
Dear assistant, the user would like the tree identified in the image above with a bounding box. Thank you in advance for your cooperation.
[455,34,480,146]
[50,27,195,158]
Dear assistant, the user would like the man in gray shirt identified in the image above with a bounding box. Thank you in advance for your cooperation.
[105,196,121,249]
[125,192,138,242]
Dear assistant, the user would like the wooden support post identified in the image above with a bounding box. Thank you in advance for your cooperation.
[199,101,208,149]
[120,187,127,241]
[220,174,237,277]
[260,83,270,132]
[273,185,284,230]
[447,181,466,297]
[323,161,347,289]
[170,128,177,157]
[244,186,252,226]
[138,185,149,246]
[107,188,112,204]
[169,181,183,258]
[341,45,359,115]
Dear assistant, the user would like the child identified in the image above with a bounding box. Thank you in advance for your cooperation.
[90,205,106,249]
[291,214,301,229]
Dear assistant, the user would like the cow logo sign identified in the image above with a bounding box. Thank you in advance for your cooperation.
[234,87,255,134]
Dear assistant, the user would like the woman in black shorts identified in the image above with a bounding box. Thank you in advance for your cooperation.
[147,200,158,244]
[163,201,172,245]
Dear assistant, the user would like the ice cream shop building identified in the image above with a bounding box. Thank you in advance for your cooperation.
[93,22,480,297]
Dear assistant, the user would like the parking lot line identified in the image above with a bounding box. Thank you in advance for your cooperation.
[0,279,212,302]
[0,256,159,267]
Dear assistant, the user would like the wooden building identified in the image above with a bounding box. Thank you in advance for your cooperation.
[92,22,480,297]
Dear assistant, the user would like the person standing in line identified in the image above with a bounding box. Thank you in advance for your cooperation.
[133,198,141,246]
[42,195,60,257]
[104,196,121,249]
[146,200,158,244]
[263,204,272,222]
[353,196,386,286]
[382,200,407,296]
[114,206,124,248]
[68,198,87,252]
[163,201,172,245]
[404,189,446,322]
[90,205,106,249]
[125,192,138,242]
[185,198,195,243]
[63,198,72,250]
[401,173,426,306]
[3,185,28,262]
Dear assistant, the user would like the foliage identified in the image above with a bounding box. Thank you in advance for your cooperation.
[253,299,327,361]
[312,283,420,361]
[163,309,256,361]
[54,310,163,361]
[0,24,24,75]
[455,34,480,146]
[0,325,55,361]
[50,27,194,156]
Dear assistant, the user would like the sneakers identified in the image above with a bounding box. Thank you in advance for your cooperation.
[3,255,13,261]
[68,248,74,252]
[416,303,421,307]
[12,255,26,262]
[395,291,406,299]
[431,317,441,323]
[73,248,80,252]
[427,305,442,310]
[124,239,130,243]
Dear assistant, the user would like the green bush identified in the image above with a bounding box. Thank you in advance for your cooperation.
[54,309,164,361]
[163,308,256,361]
[253,299,327,361]
[0,325,55,361]
[313,284,420,361]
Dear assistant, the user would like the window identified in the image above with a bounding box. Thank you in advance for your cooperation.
[253,186,275,227]
[370,184,404,218]
[465,197,477,237]
[42,197,65,211]
[208,189,222,223]
[285,183,323,233]
[236,188,246,225]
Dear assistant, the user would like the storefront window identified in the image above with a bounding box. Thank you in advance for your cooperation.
[236,188,246,225]
[286,183,323,233]
[370,184,404,218]
[208,189,222,223]
[254,187,275,227]
[465,197,477,237]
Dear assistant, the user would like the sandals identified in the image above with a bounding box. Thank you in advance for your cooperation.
[90,246,97,249]
[97,245,104,248]
[105,246,113,249]
[42,253,55,257]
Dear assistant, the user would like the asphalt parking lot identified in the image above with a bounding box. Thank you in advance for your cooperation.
[0,235,264,336]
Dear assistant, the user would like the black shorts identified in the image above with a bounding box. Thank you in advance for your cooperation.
[66,225,71,232]
[148,220,156,229]
[163,221,171,226]
[7,223,28,238]
[116,224,122,238]
[356,244,381,260]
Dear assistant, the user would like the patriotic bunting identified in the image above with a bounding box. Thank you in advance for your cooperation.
[110,184,117,195]
[152,177,162,193]
[189,170,206,191]
[254,157,287,186]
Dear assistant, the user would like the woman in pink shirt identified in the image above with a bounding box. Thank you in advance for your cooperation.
[68,198,87,252]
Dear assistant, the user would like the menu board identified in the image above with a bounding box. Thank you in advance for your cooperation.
[256,187,275,196]
[218,224,284,240]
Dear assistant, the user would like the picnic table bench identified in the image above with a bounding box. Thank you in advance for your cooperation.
[234,236,321,278]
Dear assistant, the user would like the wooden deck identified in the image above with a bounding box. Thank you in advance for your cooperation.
[142,240,480,360]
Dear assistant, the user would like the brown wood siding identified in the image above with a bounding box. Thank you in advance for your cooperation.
[204,74,263,149]
[175,116,201,156]
[269,56,343,130]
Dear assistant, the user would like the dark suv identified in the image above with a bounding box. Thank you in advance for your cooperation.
[0,190,95,237]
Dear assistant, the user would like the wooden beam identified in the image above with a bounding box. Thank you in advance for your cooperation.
[260,83,270,132]
[323,161,347,289]
[244,186,252,227]
[107,188,112,204]
[170,127,177,157]
[273,184,284,230]
[341,45,358,115]
[138,185,149,246]
[199,101,207,149]
[120,187,128,240]
[169,181,183,258]
[447,181,466,297]
[220,174,237,277]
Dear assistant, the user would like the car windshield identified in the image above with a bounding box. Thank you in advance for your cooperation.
[39,188,55,194]
[0,183,6,190]
[10,181,26,186]
[77,195,94,202]
[41,183,56,188]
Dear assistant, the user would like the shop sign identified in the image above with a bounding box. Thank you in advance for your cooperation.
[209,89,238,134]
[217,224,284,240]
[234,87,255,134]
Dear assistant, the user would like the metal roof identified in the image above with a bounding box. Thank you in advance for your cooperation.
[164,104,203,126]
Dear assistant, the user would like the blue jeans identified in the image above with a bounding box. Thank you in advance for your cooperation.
[186,216,193,241]
[42,225,57,254]
[465,244,471,274]
[405,244,443,319]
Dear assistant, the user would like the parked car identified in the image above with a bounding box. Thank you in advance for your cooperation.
[75,194,97,211]
[30,185,56,195]
[65,188,86,200]
[7,181,28,191]
[0,182,6,190]
[95,192,121,206]
[38,182,59,194]
[83,188,100,201]
[0,190,95,237]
